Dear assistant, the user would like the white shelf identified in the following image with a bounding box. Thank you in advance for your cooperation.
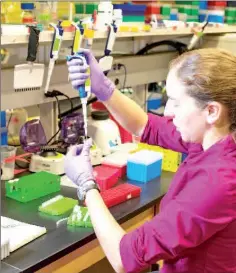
[2,25,236,46]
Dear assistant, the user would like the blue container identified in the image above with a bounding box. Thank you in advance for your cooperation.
[127,150,163,183]
[208,14,224,23]
[122,10,145,16]
[113,4,146,13]
[1,111,6,128]
[1,127,8,146]
[199,13,207,22]
[199,1,208,10]
[170,13,178,21]
[21,3,34,10]
[147,98,162,111]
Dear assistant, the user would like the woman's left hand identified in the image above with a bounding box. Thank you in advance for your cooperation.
[64,138,95,187]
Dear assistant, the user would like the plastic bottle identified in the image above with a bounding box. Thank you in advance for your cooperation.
[36,1,51,30]
[4,3,22,24]
[1,3,7,24]
[6,108,28,146]
[21,3,35,24]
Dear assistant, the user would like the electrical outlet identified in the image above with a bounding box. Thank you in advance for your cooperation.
[112,63,123,71]
[112,63,119,70]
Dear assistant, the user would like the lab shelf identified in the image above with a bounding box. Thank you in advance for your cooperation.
[1,25,236,46]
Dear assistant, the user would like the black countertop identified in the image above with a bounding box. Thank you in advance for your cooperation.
[1,172,173,273]
[0,262,21,273]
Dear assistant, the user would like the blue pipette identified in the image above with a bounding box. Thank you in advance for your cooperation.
[67,53,89,138]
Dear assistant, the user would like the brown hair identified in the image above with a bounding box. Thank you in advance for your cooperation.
[169,48,236,135]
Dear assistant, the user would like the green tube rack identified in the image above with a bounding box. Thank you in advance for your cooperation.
[39,195,78,216]
[5,171,61,203]
[67,205,93,228]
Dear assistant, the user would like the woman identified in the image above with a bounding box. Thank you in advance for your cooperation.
[65,48,236,273]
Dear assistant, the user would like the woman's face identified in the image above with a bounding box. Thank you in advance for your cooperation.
[165,69,208,144]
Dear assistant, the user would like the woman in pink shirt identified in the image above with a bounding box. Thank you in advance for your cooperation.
[65,48,236,273]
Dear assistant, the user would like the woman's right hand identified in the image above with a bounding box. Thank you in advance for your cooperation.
[67,49,115,102]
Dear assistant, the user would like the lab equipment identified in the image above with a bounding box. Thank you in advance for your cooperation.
[127,150,163,183]
[21,3,35,24]
[90,143,103,166]
[14,25,45,93]
[36,1,51,30]
[1,146,17,181]
[6,108,28,146]
[87,111,121,156]
[5,171,60,203]
[44,21,64,94]
[1,216,46,252]
[147,93,163,111]
[98,21,118,74]
[110,143,138,153]
[0,128,8,146]
[1,229,10,260]
[20,119,65,175]
[93,165,120,191]
[102,151,128,177]
[188,20,209,50]
[39,195,78,216]
[67,53,90,138]
[1,111,8,146]
[137,143,182,173]
[98,183,142,208]
[67,49,115,102]
[29,150,65,175]
[1,48,10,65]
[61,113,85,145]
[71,20,85,54]
[67,205,92,228]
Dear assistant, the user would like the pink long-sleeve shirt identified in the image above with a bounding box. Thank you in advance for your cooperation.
[120,114,236,273]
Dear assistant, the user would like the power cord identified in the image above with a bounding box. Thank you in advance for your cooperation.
[45,90,72,145]
[45,89,73,110]
[116,63,127,89]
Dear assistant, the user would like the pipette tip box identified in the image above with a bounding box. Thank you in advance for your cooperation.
[99,183,142,208]
[38,195,78,216]
[101,151,128,178]
[5,171,61,203]
[127,150,163,183]
[67,205,92,228]
[93,165,119,191]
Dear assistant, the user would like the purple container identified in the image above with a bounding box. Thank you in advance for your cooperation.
[61,113,85,144]
[20,119,47,153]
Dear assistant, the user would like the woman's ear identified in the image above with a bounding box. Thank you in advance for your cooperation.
[205,102,222,125]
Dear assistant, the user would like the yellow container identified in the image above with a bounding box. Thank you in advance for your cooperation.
[4,2,22,24]
[134,143,182,172]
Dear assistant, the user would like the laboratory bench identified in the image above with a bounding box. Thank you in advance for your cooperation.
[1,171,173,273]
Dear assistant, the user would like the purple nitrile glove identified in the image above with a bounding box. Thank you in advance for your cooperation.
[64,138,95,188]
[67,49,115,102]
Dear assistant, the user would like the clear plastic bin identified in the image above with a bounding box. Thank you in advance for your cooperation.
[1,146,17,180]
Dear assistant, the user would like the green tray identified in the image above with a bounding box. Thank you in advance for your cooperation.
[39,195,78,216]
[5,171,60,203]
[67,205,93,228]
